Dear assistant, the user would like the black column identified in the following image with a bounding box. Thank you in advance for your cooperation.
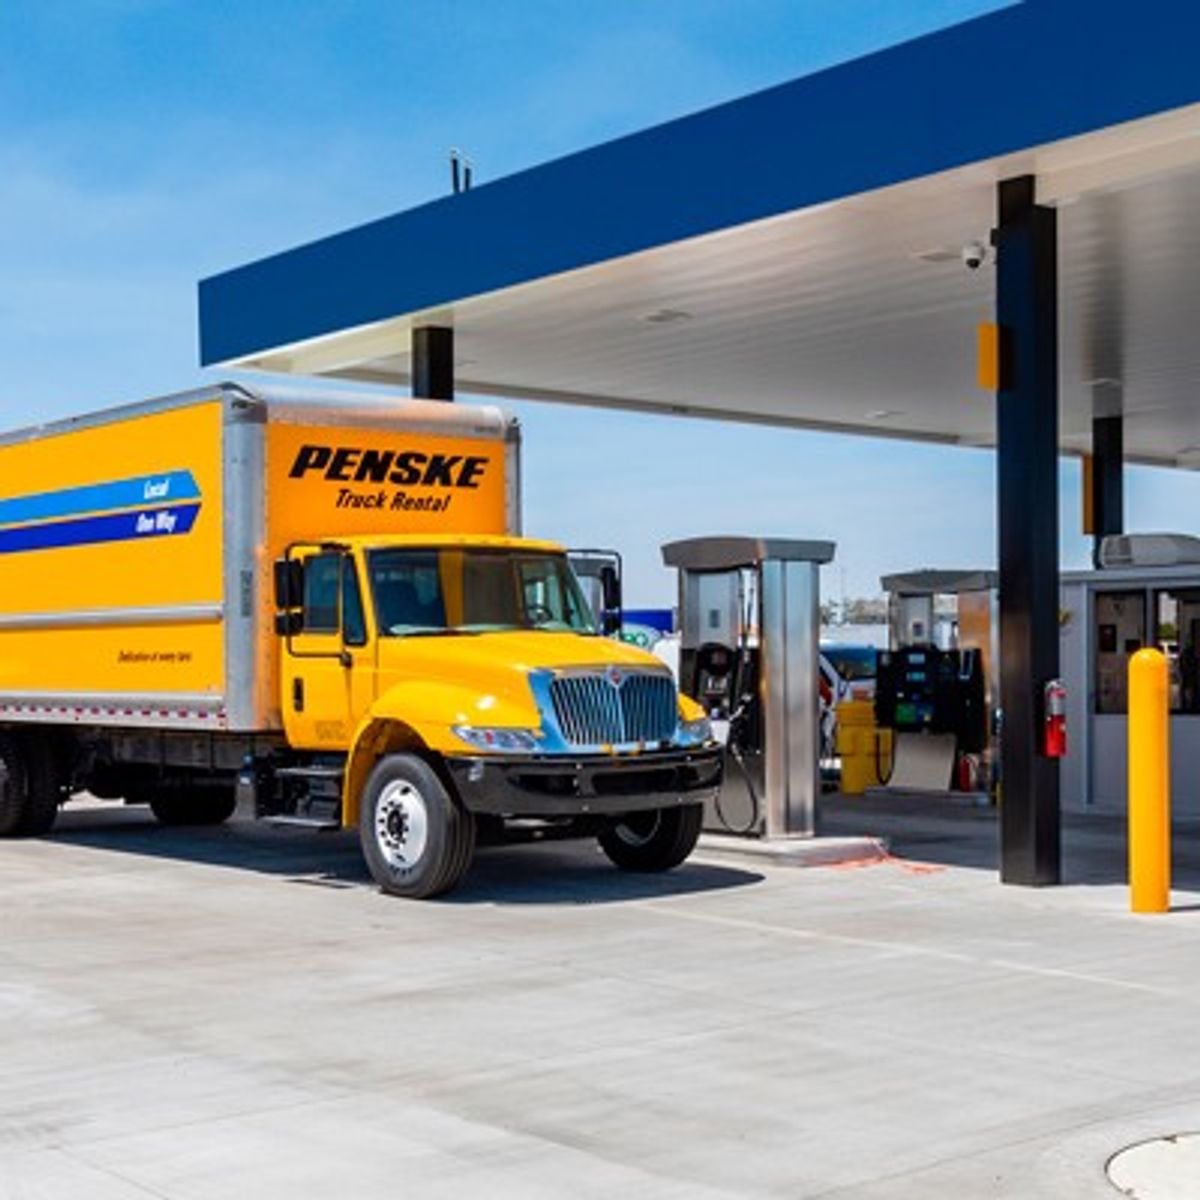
[412,326,454,400]
[995,175,1060,886]
[1092,413,1124,565]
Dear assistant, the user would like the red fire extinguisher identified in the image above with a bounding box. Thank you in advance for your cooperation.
[1043,679,1067,758]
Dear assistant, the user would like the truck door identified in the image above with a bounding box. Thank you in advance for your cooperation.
[280,548,375,750]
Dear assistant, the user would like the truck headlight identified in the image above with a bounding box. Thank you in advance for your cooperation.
[676,715,713,746]
[452,725,541,753]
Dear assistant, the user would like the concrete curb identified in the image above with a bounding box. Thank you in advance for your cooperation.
[695,832,889,868]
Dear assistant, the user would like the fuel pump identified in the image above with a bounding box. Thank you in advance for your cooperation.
[875,570,998,795]
[689,572,764,833]
[663,536,836,839]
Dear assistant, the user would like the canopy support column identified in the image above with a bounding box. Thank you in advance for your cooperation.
[1092,413,1124,565]
[995,174,1061,886]
[412,326,454,400]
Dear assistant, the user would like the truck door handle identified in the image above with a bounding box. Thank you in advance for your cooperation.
[293,677,304,712]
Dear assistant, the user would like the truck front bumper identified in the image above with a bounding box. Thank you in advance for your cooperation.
[445,745,723,818]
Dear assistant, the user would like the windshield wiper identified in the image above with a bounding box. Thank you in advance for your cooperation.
[389,627,476,638]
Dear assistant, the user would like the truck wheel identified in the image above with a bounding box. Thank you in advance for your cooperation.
[17,740,64,836]
[150,788,237,826]
[0,736,28,837]
[359,754,475,899]
[598,803,703,872]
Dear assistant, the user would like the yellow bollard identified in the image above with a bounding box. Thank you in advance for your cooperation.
[1129,648,1170,913]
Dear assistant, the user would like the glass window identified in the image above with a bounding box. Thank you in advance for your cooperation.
[463,554,522,628]
[368,548,597,637]
[1155,589,1200,715]
[518,557,594,632]
[822,645,878,682]
[370,551,447,635]
[343,561,367,646]
[1094,590,1146,714]
[302,553,341,633]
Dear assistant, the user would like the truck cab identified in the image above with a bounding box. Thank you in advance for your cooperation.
[265,533,722,896]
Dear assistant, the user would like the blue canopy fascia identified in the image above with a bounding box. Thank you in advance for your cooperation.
[198,0,1199,367]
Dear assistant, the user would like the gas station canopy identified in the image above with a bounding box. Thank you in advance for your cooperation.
[199,0,1200,466]
[197,0,1200,886]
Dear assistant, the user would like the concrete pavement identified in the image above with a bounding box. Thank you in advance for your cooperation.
[2,798,1200,1198]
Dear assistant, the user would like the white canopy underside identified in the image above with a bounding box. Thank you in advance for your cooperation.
[239,104,1200,468]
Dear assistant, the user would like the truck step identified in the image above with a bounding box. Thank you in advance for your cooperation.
[276,765,345,782]
[263,814,342,831]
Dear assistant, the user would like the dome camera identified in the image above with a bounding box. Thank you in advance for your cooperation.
[962,240,990,270]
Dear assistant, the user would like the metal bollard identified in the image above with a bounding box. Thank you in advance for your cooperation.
[1128,648,1170,914]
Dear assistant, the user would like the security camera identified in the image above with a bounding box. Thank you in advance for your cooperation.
[962,240,990,270]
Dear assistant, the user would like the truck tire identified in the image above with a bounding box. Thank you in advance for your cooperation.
[0,736,28,837]
[598,803,704,872]
[17,739,63,836]
[149,788,237,827]
[359,754,475,899]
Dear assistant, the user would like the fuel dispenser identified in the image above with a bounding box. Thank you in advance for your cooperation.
[662,536,836,838]
[875,570,997,795]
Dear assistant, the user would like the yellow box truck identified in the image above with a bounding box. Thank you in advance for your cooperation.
[0,384,720,896]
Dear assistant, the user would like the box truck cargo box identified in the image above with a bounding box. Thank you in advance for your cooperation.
[0,384,516,731]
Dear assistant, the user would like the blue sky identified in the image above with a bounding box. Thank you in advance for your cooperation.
[3,0,1199,605]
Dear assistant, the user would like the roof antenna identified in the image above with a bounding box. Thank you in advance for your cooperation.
[463,155,473,191]
[450,148,462,195]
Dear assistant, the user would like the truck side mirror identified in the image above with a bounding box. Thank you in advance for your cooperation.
[273,558,304,610]
[274,610,304,636]
[599,564,622,636]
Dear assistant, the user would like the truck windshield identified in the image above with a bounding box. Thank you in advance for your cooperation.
[368,548,598,636]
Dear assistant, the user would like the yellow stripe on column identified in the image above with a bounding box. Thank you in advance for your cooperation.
[977,322,1000,391]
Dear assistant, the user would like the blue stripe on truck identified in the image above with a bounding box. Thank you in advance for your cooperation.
[0,503,201,555]
[0,470,201,528]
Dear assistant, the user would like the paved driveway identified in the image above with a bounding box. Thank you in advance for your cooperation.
[2,800,1199,1198]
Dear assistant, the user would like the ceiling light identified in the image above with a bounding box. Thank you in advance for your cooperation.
[866,409,904,421]
[642,308,693,324]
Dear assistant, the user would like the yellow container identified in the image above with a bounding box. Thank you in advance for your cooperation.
[836,701,893,795]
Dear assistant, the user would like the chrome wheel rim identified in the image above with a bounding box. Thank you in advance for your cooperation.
[374,780,430,870]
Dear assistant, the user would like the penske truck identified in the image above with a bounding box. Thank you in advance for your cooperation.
[0,384,720,897]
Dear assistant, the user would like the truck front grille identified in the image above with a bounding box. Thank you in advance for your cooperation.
[549,671,677,746]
